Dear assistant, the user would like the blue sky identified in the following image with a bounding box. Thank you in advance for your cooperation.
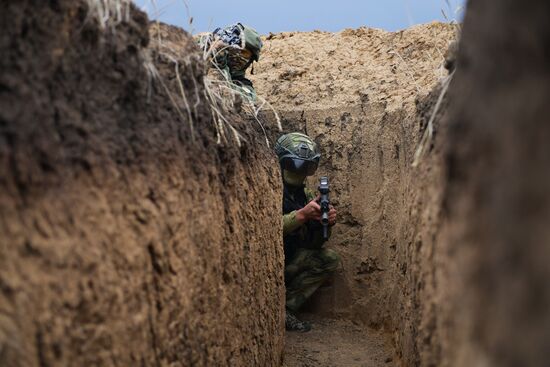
[133,0,465,35]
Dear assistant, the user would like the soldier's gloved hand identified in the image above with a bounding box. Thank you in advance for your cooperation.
[329,205,337,226]
[296,197,322,224]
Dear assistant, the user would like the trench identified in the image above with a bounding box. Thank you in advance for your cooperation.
[0,1,451,365]
[265,98,449,367]
[2,1,550,367]
[250,26,455,366]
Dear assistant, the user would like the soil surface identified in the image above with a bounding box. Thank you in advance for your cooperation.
[253,23,455,111]
[0,2,284,366]
[284,316,397,367]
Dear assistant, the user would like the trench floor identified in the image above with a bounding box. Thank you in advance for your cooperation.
[283,315,398,367]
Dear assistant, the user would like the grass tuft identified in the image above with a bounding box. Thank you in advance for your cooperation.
[412,70,454,167]
[86,0,131,30]
[91,1,281,147]
[196,31,283,147]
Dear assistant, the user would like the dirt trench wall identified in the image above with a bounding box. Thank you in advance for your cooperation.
[439,0,550,365]
[0,2,284,366]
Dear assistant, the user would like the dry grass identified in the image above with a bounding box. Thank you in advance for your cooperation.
[86,0,131,30]
[195,31,283,147]
[441,0,464,35]
[412,70,454,168]
[141,49,197,140]
[410,0,462,167]
[87,1,281,147]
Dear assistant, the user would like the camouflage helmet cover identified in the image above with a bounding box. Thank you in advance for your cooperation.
[275,133,320,176]
[239,24,263,61]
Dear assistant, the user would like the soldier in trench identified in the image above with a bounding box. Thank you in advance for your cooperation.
[197,23,263,101]
[274,133,340,332]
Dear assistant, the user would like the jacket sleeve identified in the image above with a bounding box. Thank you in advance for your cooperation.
[283,188,315,236]
[304,188,316,202]
[283,211,302,236]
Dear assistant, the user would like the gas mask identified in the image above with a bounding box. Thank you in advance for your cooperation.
[283,170,307,187]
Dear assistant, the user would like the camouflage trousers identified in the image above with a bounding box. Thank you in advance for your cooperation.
[285,248,340,312]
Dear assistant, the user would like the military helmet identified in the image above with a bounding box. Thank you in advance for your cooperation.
[274,133,320,176]
[239,24,263,62]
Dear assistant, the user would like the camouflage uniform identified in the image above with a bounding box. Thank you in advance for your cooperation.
[198,23,262,101]
[275,132,340,331]
[282,183,340,312]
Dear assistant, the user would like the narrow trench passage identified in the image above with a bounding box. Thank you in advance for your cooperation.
[267,103,417,366]
[250,24,457,367]
[267,102,424,367]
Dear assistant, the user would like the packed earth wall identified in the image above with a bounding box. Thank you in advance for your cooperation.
[0,2,284,366]
[439,0,550,365]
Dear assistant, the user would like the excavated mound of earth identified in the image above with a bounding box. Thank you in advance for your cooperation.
[253,23,454,111]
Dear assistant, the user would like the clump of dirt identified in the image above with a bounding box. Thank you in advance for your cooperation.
[0,1,284,366]
[253,22,457,365]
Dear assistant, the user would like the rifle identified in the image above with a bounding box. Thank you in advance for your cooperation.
[318,176,330,240]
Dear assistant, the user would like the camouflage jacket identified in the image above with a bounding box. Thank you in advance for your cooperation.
[213,50,256,100]
[195,33,257,100]
[282,183,328,262]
